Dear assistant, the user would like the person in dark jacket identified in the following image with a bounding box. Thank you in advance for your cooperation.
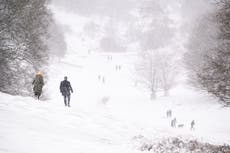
[60,76,73,107]
[32,71,44,100]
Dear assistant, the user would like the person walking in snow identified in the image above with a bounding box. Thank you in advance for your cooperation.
[32,71,44,100]
[60,76,73,107]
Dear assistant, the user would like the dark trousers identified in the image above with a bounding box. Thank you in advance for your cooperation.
[35,92,41,100]
[64,95,70,106]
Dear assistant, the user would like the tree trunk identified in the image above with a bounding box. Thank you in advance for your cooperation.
[151,91,156,100]
[164,88,169,96]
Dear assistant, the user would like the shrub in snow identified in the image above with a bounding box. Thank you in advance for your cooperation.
[134,136,230,153]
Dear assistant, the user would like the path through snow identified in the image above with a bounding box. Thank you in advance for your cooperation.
[1,52,230,153]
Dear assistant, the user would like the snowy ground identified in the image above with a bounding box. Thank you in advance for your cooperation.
[0,50,230,153]
[1,5,230,153]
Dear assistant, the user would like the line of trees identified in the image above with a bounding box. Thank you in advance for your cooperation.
[185,0,230,105]
[0,0,58,96]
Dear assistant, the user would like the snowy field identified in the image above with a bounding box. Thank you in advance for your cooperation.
[1,3,230,153]
[0,50,230,153]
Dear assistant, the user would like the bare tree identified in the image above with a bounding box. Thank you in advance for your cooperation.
[158,52,179,96]
[137,50,161,99]
[135,0,176,99]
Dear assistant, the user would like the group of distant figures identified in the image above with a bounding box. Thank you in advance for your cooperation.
[166,109,195,130]
[98,75,106,84]
[97,65,122,84]
[107,55,122,71]
[32,71,73,107]
[115,65,122,71]
[97,55,123,84]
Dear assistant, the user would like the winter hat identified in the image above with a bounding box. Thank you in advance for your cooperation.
[37,71,43,76]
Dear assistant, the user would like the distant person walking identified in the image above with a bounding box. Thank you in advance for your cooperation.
[60,76,73,107]
[32,71,44,100]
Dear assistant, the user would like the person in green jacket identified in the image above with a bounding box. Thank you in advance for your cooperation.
[32,71,44,100]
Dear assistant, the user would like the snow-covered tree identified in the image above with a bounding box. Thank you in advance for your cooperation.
[137,49,179,99]
[135,0,176,99]
[158,52,179,96]
[137,50,160,99]
[0,0,52,96]
[185,0,230,104]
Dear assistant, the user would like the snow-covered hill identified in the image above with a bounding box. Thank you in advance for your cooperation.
[0,49,230,153]
[36,51,230,146]
[1,3,230,153]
